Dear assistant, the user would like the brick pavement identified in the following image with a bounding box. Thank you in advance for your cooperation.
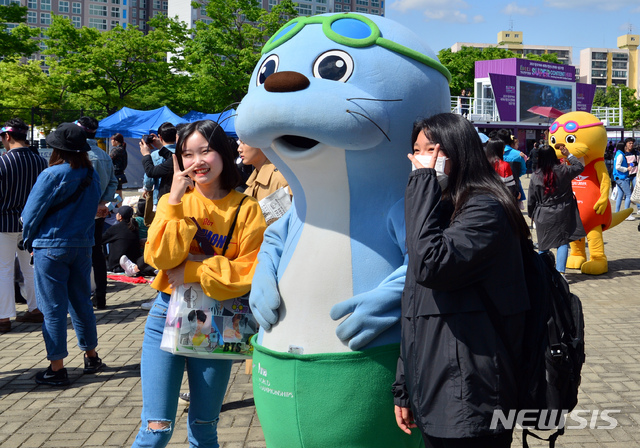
[1,183,639,447]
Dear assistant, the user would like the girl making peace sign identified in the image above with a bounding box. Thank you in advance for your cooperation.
[131,120,266,448]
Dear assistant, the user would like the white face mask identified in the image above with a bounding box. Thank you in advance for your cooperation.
[412,154,449,189]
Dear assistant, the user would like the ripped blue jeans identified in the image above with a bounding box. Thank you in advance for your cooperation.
[131,292,233,448]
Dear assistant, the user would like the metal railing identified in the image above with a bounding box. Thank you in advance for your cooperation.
[591,107,623,127]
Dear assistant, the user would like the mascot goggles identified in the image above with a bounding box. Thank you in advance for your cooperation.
[262,13,452,83]
[549,120,603,134]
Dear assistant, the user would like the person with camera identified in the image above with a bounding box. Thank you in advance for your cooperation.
[0,118,48,332]
[140,122,177,203]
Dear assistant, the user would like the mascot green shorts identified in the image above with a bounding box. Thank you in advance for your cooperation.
[251,338,423,448]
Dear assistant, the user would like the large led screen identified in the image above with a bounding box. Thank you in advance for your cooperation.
[519,79,573,123]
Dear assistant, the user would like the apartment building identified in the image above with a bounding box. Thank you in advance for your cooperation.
[451,30,572,66]
[579,34,639,94]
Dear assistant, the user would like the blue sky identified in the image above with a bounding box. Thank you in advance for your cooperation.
[385,0,640,64]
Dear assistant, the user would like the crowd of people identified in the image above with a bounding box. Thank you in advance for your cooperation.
[0,112,636,448]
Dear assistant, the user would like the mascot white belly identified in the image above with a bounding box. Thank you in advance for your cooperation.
[236,13,450,447]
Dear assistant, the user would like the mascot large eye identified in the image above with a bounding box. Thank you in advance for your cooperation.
[313,50,354,82]
[565,135,576,144]
[550,136,556,145]
[257,55,279,86]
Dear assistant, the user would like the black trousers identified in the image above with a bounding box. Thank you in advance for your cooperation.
[422,431,513,448]
[92,218,107,306]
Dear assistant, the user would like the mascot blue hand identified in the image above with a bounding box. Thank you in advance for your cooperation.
[330,288,401,350]
[249,267,281,330]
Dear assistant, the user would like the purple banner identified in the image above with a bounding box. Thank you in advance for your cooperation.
[576,83,597,112]
[516,59,575,81]
[489,73,517,122]
[476,58,575,82]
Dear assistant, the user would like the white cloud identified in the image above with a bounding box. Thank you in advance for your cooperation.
[502,2,536,16]
[545,0,640,11]
[472,15,485,23]
[390,0,471,20]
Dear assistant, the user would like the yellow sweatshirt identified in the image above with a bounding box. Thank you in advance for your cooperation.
[145,188,266,300]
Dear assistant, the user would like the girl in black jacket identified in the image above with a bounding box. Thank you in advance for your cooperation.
[394,113,531,448]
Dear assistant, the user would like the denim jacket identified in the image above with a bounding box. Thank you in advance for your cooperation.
[22,163,101,250]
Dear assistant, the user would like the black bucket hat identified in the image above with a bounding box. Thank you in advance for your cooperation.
[45,122,89,152]
[115,205,134,221]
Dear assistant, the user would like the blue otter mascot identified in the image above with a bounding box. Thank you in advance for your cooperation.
[236,13,450,447]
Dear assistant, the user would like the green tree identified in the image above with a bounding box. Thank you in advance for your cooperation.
[525,53,560,64]
[0,3,39,59]
[181,0,297,111]
[438,46,516,95]
[593,85,640,129]
[44,15,186,114]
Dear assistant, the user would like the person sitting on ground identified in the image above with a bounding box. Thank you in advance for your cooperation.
[101,205,155,277]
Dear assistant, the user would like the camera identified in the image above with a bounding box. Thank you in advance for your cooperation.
[141,134,155,144]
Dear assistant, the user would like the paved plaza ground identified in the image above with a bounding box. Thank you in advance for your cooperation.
[1,182,640,447]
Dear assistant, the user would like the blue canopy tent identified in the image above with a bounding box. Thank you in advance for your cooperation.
[95,106,189,188]
[182,109,237,138]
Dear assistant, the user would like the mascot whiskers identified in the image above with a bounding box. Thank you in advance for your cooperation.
[236,13,450,447]
[550,111,633,275]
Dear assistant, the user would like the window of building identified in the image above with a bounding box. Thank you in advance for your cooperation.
[593,79,607,86]
[162,1,167,8]
[131,18,136,24]
[591,51,607,60]
[505,33,510,37]
[268,0,277,9]
[131,0,136,5]
[316,0,326,4]
[371,0,379,6]
[315,5,326,12]
[612,70,627,78]
[632,37,637,42]
[612,61,627,69]
[514,34,519,38]
[296,3,311,15]
[343,5,350,11]
[72,15,81,27]
[612,52,628,61]
[27,0,36,8]
[112,0,120,3]
[200,6,207,15]
[140,0,146,8]
[355,6,367,12]
[89,17,107,29]
[334,3,341,10]
[356,0,368,5]
[0,0,20,5]
[140,9,146,18]
[90,5,107,15]
[132,8,136,16]
[371,8,379,14]
[591,61,606,69]
[612,79,627,86]
[153,0,160,9]
[591,69,606,78]
[40,12,51,24]
[139,21,145,29]
[27,11,37,23]
[58,0,69,12]
[111,7,120,17]
[39,41,47,50]
[200,18,212,24]
[40,0,51,10]
[111,20,119,27]
[72,2,81,13]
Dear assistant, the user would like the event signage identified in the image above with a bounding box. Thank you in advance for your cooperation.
[489,73,517,122]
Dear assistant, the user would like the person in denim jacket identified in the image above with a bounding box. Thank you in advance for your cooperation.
[22,122,104,387]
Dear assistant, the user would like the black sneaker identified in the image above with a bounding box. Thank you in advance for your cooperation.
[83,354,106,374]
[35,366,70,386]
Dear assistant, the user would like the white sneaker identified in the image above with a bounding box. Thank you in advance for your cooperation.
[625,215,636,221]
[140,300,154,310]
[120,255,139,277]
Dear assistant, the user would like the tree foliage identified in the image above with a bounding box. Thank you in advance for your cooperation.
[438,46,561,95]
[593,85,640,129]
[180,0,297,110]
[44,15,185,114]
[0,4,40,59]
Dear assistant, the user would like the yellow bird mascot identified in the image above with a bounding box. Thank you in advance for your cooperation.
[549,111,633,275]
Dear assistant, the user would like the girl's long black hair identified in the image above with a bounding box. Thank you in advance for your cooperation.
[412,114,530,240]
[536,145,560,197]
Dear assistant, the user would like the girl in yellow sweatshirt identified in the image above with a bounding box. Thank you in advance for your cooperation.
[131,120,266,448]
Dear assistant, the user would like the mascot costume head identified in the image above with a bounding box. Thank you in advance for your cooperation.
[236,13,450,447]
[550,111,633,275]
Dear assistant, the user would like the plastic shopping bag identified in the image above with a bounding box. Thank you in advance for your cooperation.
[160,283,258,359]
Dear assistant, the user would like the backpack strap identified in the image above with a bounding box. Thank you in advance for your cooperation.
[221,196,248,257]
[45,168,94,218]
[523,427,564,448]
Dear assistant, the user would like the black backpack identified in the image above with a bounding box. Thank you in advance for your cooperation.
[482,239,586,447]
